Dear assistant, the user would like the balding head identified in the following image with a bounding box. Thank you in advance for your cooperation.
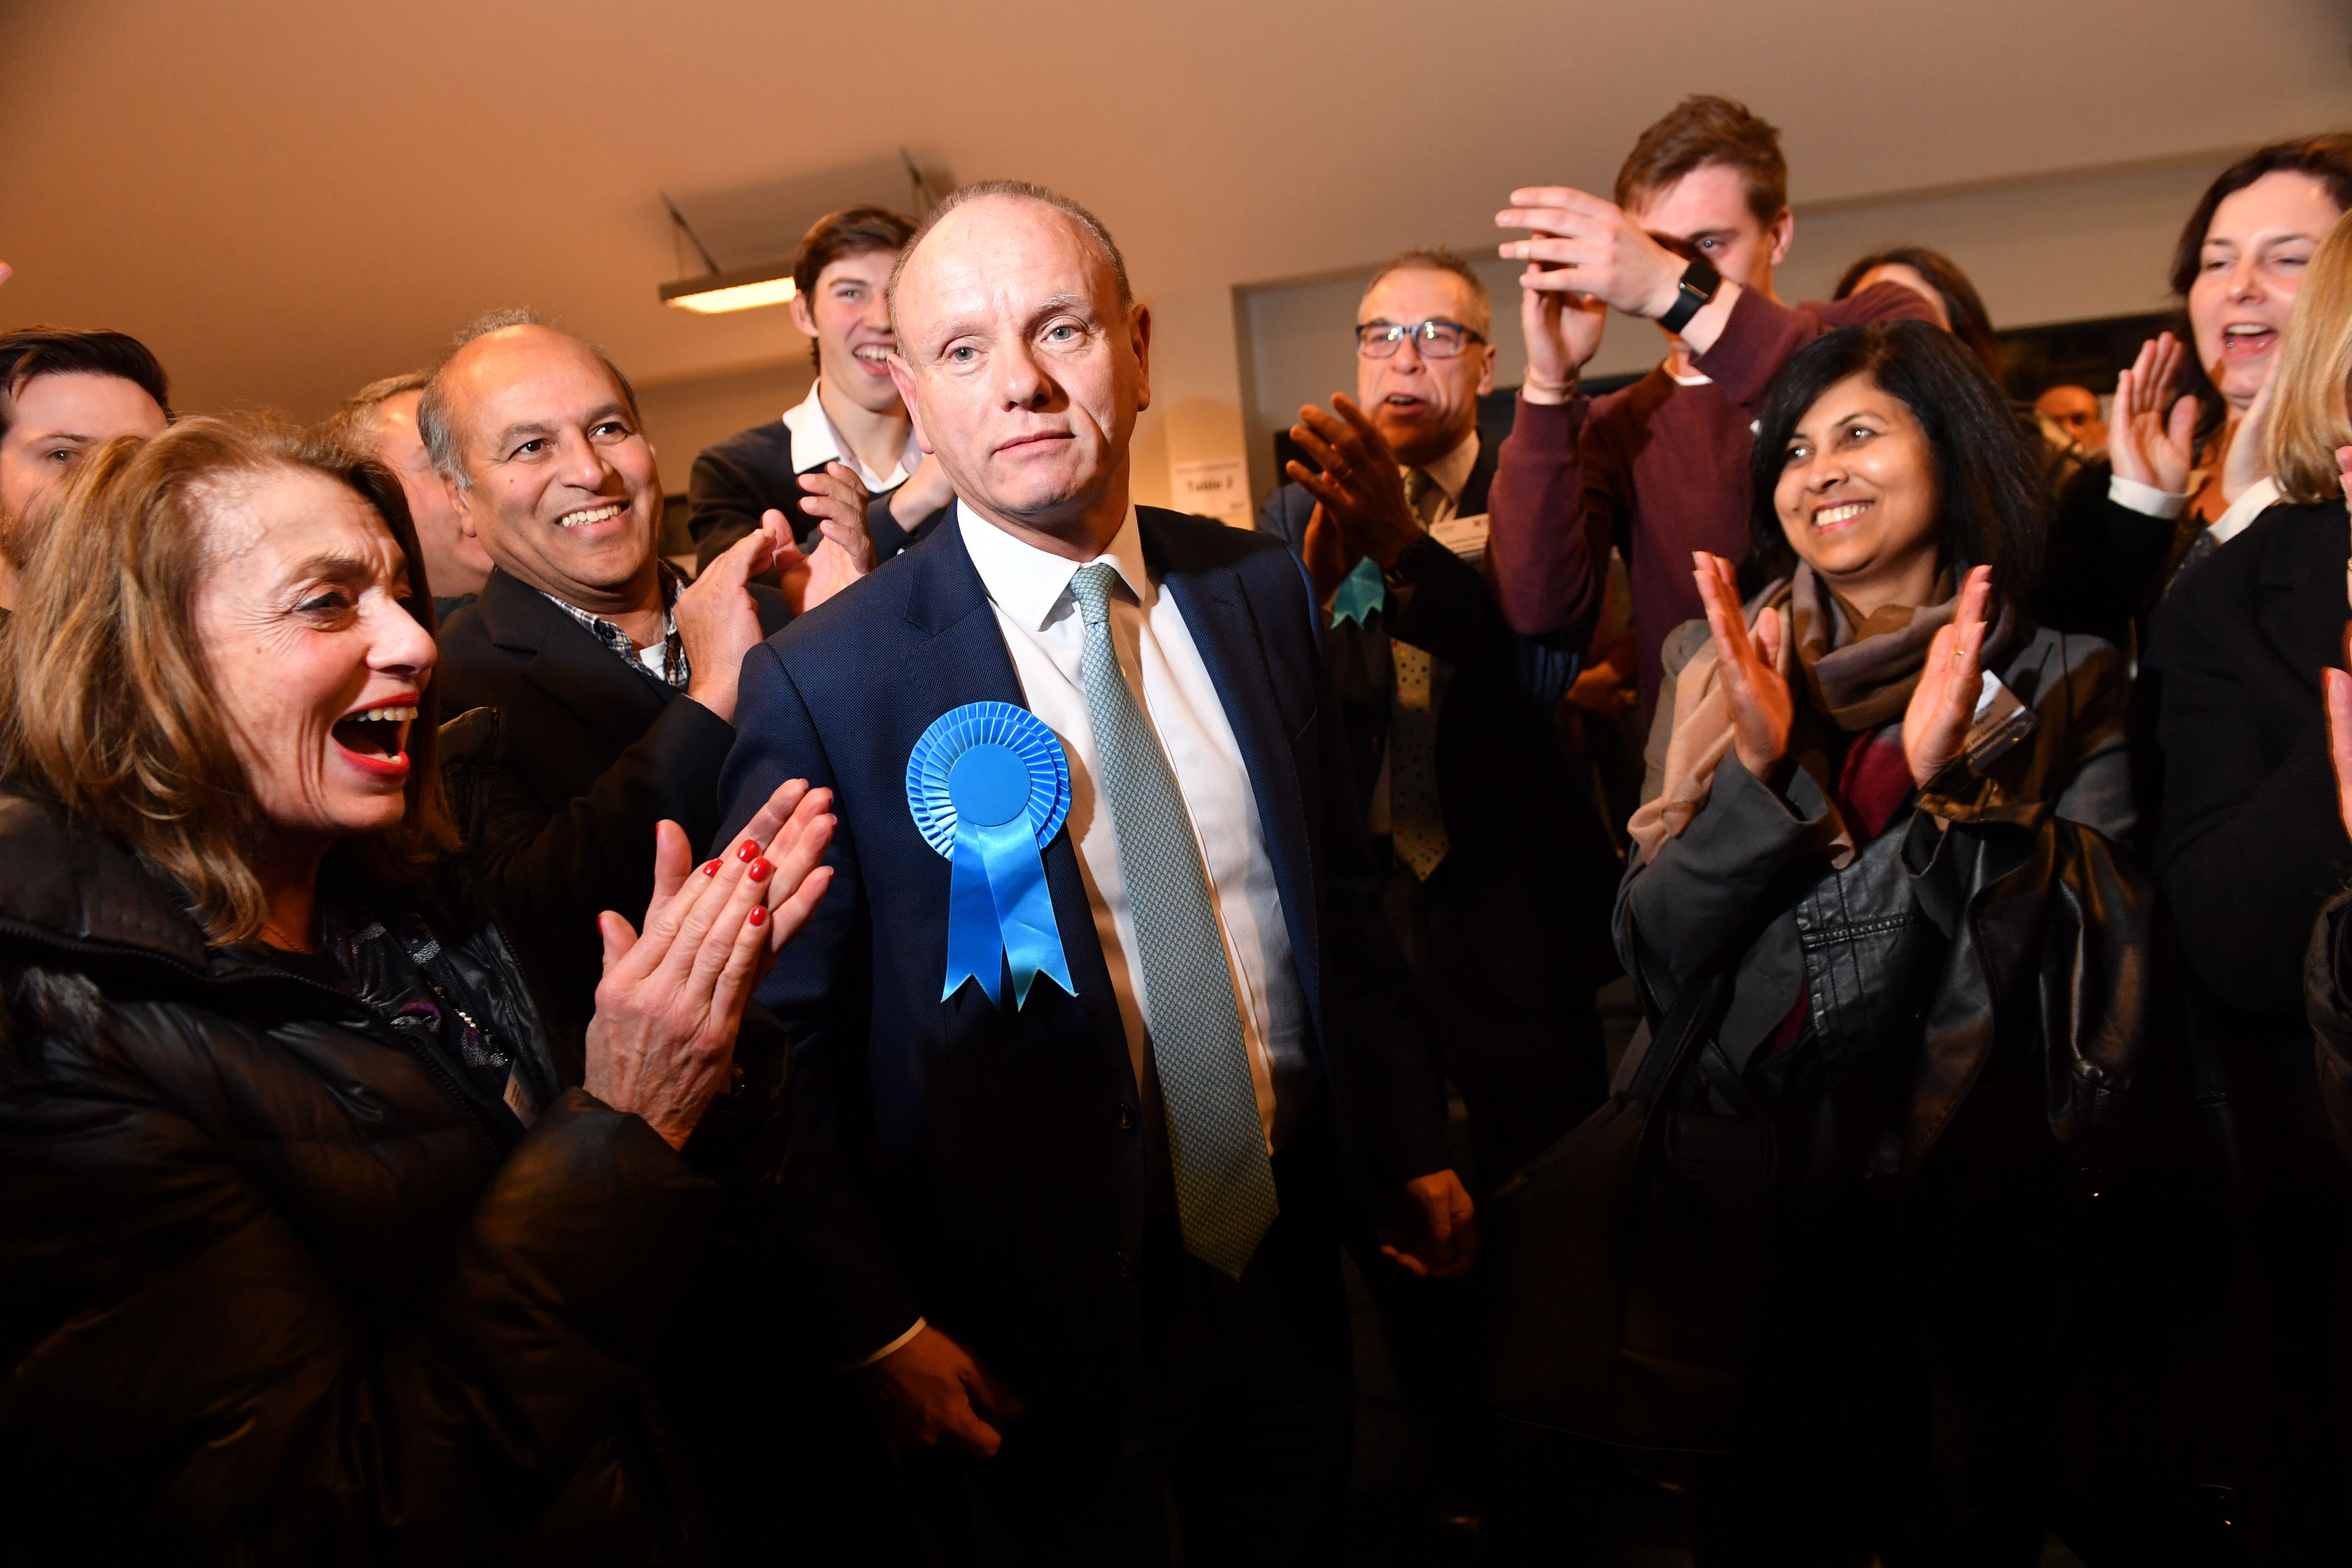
[885,185,1149,556]
[419,317,664,615]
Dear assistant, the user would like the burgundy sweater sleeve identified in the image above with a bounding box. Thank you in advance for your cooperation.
[1486,391,1609,640]
[1694,280,1938,409]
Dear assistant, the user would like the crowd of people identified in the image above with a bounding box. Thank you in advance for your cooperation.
[0,90,2348,1567]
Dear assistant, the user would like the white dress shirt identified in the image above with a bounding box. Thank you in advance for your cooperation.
[781,380,921,494]
[958,503,1312,1154]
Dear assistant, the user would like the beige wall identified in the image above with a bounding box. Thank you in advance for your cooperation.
[635,357,814,498]
[632,150,2235,523]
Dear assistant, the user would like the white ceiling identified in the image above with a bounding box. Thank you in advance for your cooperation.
[3,0,2346,420]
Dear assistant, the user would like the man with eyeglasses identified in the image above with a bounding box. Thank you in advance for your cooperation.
[1257,248,1616,1540]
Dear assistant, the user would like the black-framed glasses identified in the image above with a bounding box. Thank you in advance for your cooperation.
[1355,319,1486,359]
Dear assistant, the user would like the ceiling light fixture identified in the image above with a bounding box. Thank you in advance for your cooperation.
[660,265,797,314]
[657,150,942,316]
[658,194,792,314]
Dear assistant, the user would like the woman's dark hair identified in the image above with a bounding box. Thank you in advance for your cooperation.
[2166,133,2352,446]
[1833,247,2001,380]
[1747,321,2048,605]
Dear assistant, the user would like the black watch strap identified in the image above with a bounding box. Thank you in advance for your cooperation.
[1658,256,1723,337]
[1381,534,1445,589]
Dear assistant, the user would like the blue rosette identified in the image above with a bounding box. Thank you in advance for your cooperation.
[906,701,1076,1008]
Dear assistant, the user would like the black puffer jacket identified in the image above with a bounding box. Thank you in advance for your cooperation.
[0,787,782,1564]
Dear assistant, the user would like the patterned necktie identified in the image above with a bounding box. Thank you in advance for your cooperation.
[1067,563,1280,1279]
[1390,468,1449,879]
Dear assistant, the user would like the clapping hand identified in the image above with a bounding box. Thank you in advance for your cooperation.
[1903,564,1994,790]
[583,781,835,1149]
[2220,362,2278,506]
[2111,332,2199,496]
[676,511,797,722]
[1691,552,1792,782]
[1285,395,1422,572]
[796,461,878,613]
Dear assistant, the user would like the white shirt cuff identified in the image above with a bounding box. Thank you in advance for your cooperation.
[2205,475,2279,548]
[2108,473,2190,519]
[842,1317,926,1372]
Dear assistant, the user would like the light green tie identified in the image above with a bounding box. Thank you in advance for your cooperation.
[1067,563,1279,1279]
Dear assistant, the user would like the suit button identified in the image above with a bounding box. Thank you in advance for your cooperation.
[1113,1251,1137,1279]
[1117,1105,1137,1132]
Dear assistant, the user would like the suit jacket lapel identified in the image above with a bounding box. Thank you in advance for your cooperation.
[1143,511,1323,1002]
[900,507,1130,1078]
[475,570,672,751]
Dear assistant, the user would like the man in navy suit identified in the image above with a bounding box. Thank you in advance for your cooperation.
[717,180,1471,1563]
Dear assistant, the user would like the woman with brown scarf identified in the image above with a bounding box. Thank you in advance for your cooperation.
[1615,322,2151,1565]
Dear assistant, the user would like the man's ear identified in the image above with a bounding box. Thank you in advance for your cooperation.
[789,291,817,341]
[449,474,480,541]
[1765,207,1794,272]
[886,355,933,455]
[1477,341,1497,399]
[1130,304,1153,415]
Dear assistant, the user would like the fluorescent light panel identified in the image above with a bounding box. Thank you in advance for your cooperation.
[660,266,798,315]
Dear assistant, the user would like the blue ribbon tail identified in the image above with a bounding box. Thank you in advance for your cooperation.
[1330,556,1386,627]
[942,822,1004,1006]
[974,817,1074,1008]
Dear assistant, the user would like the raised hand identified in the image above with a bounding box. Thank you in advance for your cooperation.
[2110,332,2198,495]
[1284,395,1421,569]
[798,461,878,575]
[1903,564,1994,789]
[1692,551,1792,782]
[583,799,834,1149]
[676,510,795,721]
[1516,264,1609,401]
[1497,188,1685,322]
[1300,501,1352,604]
[2220,360,2278,505]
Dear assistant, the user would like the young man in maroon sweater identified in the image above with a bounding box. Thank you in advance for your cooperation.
[1487,94,1934,722]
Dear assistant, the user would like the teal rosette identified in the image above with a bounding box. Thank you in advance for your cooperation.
[906,702,1076,1008]
[1330,556,1385,627]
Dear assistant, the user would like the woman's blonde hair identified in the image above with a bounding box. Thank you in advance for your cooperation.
[0,412,457,943]
[2268,207,2352,506]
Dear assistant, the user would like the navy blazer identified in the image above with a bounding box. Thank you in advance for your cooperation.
[716,503,1447,1389]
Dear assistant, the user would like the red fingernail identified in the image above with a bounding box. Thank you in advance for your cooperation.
[701,860,719,877]
[736,839,760,862]
[747,905,767,926]
[748,858,772,882]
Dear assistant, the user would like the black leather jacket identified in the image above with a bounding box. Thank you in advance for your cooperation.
[0,787,787,1564]
[1618,618,2153,1202]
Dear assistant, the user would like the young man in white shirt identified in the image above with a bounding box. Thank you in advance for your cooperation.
[688,204,955,570]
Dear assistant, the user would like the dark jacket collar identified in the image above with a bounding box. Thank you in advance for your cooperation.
[469,566,675,747]
[0,787,242,979]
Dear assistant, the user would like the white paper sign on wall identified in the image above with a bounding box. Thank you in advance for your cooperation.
[1170,457,1252,528]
